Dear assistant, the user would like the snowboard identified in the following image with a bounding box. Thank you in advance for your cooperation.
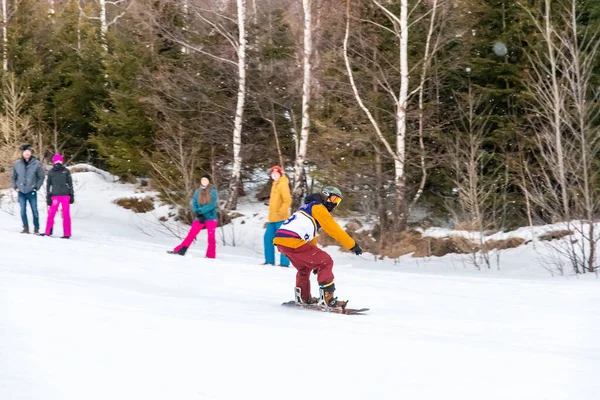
[281,300,369,315]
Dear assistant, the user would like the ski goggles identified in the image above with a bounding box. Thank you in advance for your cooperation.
[329,194,342,205]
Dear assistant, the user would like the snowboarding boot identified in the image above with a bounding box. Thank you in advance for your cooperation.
[21,226,29,234]
[318,282,347,309]
[167,246,188,256]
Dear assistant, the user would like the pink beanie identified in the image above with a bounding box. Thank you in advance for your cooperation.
[52,154,64,164]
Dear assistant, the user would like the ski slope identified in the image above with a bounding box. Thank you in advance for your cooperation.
[1,171,599,400]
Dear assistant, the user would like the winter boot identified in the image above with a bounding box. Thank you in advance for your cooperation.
[61,236,70,239]
[21,226,29,234]
[168,246,188,256]
[318,282,347,309]
[34,228,39,235]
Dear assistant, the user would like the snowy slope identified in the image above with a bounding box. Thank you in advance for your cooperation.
[1,171,599,400]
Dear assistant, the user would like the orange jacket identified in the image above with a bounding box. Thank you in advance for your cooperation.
[268,175,292,222]
[273,203,355,250]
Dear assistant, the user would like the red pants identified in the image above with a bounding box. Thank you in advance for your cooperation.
[276,243,334,301]
[174,219,217,258]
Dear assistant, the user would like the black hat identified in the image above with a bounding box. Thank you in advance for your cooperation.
[21,144,33,152]
[201,173,211,182]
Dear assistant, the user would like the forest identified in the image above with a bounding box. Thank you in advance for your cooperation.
[0,0,599,268]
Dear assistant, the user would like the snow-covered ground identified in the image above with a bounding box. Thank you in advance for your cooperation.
[1,171,599,400]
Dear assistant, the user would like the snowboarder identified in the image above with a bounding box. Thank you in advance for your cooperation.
[169,174,218,258]
[44,154,74,239]
[11,144,45,234]
[274,186,362,308]
[263,165,292,267]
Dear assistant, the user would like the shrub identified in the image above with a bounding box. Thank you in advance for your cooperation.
[539,230,574,241]
[114,197,155,213]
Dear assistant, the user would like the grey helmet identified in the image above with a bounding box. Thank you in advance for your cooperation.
[321,186,343,211]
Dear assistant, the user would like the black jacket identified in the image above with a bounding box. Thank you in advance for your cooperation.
[46,164,74,198]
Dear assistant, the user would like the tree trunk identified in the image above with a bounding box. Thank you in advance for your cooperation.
[394,0,409,231]
[181,0,189,54]
[292,0,312,204]
[226,0,247,210]
[544,0,569,220]
[2,0,7,72]
[100,0,108,52]
[412,0,438,209]
[270,101,284,168]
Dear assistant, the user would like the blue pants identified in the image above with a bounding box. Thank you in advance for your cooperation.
[18,191,40,229]
[264,221,290,266]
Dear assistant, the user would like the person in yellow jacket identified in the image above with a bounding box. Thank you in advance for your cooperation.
[274,186,362,308]
[263,166,292,266]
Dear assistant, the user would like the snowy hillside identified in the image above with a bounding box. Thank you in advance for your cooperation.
[1,170,599,400]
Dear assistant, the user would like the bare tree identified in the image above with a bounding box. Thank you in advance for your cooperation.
[447,74,499,269]
[522,0,600,274]
[521,0,570,221]
[412,0,446,208]
[558,0,600,274]
[0,73,31,171]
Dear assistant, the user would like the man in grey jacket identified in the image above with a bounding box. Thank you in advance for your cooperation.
[11,144,45,234]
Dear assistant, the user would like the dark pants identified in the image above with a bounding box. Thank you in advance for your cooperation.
[18,191,39,229]
[277,243,334,302]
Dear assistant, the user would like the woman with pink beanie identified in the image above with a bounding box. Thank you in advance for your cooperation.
[43,154,74,238]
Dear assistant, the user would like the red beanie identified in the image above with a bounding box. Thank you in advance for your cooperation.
[270,165,283,175]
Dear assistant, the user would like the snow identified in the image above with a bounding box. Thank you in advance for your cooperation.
[1,171,599,400]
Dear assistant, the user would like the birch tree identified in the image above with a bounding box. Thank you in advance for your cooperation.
[226,0,247,210]
[343,0,411,231]
[291,0,312,204]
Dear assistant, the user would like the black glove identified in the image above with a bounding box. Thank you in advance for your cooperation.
[350,243,363,255]
[196,213,206,223]
[312,268,318,275]
[47,197,52,206]
[70,195,74,204]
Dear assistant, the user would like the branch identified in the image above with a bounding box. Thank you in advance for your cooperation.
[106,4,133,28]
[345,0,398,162]
[193,10,238,50]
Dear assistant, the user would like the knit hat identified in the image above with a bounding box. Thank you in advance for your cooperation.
[52,154,64,164]
[21,144,33,153]
[201,173,211,182]
[270,165,283,176]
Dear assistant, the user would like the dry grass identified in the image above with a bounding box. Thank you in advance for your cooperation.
[454,220,480,232]
[69,167,92,174]
[318,226,526,259]
[538,229,574,241]
[114,197,155,213]
[483,237,525,251]
[0,172,11,190]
